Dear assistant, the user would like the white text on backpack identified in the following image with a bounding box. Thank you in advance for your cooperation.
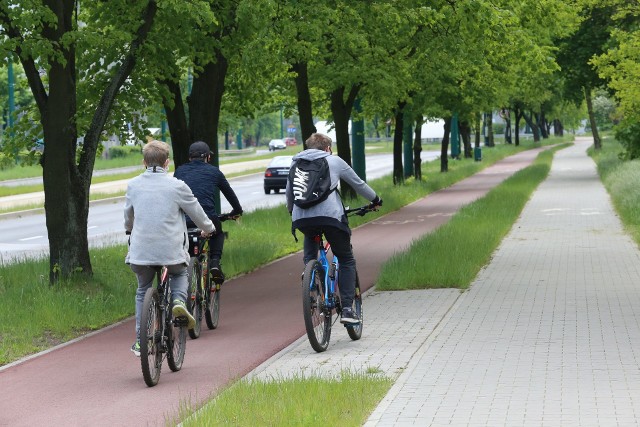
[292,167,309,201]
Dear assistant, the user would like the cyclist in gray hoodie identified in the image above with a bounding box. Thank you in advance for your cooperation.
[286,133,382,324]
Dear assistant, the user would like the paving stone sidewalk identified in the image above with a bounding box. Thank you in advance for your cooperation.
[248,138,640,426]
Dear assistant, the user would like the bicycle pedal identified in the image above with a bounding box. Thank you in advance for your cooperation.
[343,321,361,327]
[174,317,189,327]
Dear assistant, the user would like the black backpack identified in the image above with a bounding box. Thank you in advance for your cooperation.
[288,157,334,208]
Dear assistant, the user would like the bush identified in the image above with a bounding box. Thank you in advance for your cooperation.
[0,153,13,170]
[492,123,505,134]
[108,145,140,159]
[614,120,640,160]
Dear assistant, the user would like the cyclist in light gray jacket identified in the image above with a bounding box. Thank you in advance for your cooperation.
[286,133,382,324]
[124,140,215,357]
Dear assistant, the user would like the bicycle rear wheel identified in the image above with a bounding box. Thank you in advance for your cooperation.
[205,279,220,330]
[346,270,363,340]
[187,257,202,339]
[302,260,331,352]
[140,288,162,387]
[167,302,187,372]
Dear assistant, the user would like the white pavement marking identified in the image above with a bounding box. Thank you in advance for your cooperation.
[19,235,43,241]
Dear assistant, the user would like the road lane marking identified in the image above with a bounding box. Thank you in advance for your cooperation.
[20,235,43,241]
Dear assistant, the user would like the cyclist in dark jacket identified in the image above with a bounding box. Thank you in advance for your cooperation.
[174,141,243,284]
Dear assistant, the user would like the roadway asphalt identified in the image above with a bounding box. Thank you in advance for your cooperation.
[0,158,274,212]
[0,144,550,426]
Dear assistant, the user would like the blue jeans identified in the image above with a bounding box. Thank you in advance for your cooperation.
[130,264,188,339]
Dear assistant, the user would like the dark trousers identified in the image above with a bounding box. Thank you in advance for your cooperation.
[300,226,356,308]
[188,216,224,264]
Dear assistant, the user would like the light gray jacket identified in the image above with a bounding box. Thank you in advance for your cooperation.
[124,167,215,266]
[286,149,377,231]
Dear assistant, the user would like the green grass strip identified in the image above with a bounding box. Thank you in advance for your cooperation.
[179,372,392,427]
[589,137,640,246]
[376,145,568,290]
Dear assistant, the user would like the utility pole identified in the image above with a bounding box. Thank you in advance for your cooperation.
[351,98,366,180]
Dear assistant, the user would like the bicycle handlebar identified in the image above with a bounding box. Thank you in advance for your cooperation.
[188,213,239,236]
[345,204,380,217]
[218,212,241,222]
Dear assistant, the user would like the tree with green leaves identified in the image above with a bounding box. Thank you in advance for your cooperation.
[0,0,159,282]
[557,3,615,150]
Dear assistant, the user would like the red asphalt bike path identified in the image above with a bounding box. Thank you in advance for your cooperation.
[0,146,549,426]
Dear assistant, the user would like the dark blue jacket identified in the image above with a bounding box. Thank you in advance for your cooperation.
[174,160,242,220]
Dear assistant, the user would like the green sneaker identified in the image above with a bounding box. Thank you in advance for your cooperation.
[131,340,141,357]
[172,299,196,329]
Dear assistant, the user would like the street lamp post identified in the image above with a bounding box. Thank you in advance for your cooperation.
[8,55,15,130]
[351,98,366,180]
[403,107,413,178]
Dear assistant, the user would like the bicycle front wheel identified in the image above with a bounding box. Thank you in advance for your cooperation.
[346,270,363,340]
[302,260,331,352]
[140,287,162,387]
[187,257,202,339]
[167,302,187,372]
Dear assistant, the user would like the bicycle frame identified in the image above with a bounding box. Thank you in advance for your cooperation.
[156,266,171,356]
[311,235,341,316]
[308,204,376,314]
[301,203,376,352]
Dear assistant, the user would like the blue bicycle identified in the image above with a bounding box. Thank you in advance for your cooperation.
[302,204,375,352]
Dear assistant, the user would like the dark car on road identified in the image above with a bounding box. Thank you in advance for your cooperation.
[264,155,293,194]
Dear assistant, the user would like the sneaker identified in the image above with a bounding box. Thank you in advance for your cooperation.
[340,307,360,325]
[172,299,196,329]
[131,340,141,357]
[210,260,225,285]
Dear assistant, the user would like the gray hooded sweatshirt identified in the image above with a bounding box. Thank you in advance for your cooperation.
[286,149,377,233]
[124,167,215,266]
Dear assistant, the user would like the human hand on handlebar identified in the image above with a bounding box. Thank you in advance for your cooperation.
[368,196,383,211]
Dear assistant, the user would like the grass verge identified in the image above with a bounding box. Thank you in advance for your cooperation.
[376,144,569,290]
[589,137,640,246]
[0,137,569,365]
[178,372,392,426]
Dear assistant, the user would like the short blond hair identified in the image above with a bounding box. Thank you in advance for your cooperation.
[306,133,332,151]
[143,140,170,167]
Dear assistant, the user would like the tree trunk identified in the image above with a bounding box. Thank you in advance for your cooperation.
[19,0,157,282]
[372,116,380,138]
[330,84,360,199]
[514,105,523,146]
[553,119,564,136]
[393,102,405,184]
[460,120,472,158]
[487,114,495,147]
[501,109,512,144]
[440,117,451,172]
[523,111,540,142]
[292,62,316,147]
[188,52,228,165]
[584,86,601,149]
[413,116,423,181]
[161,79,191,167]
[537,111,549,139]
[475,112,481,149]
[42,45,88,283]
